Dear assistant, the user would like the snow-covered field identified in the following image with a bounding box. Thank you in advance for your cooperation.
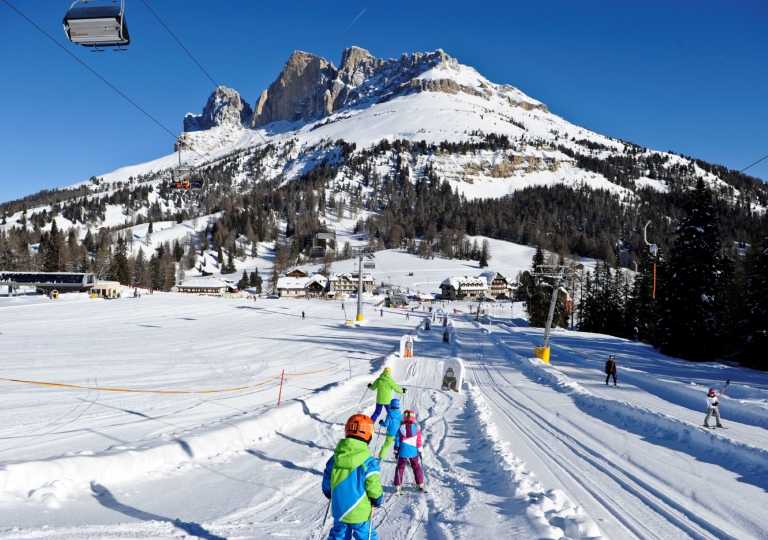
[1,285,767,539]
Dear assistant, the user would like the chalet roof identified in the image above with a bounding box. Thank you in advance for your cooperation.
[179,278,230,289]
[440,276,488,291]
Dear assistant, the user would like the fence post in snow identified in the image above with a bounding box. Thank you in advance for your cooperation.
[277,369,285,406]
[348,358,352,379]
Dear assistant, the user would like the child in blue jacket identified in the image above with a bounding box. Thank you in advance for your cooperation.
[377,398,402,460]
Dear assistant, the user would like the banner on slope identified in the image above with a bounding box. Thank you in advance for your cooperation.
[399,335,415,358]
[441,358,464,393]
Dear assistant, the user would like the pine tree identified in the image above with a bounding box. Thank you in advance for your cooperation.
[43,220,63,272]
[522,246,549,327]
[238,270,250,290]
[738,224,768,369]
[108,236,132,284]
[216,246,224,269]
[626,247,663,344]
[658,179,722,360]
[479,239,491,268]
[251,268,263,293]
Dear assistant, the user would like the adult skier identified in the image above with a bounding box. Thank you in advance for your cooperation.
[704,387,727,428]
[605,355,617,386]
[322,414,384,540]
[377,398,403,460]
[394,409,424,493]
[368,367,405,423]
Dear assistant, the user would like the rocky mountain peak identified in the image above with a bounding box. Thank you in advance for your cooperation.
[249,47,474,128]
[184,86,253,132]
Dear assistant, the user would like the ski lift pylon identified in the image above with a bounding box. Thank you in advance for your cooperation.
[63,0,130,50]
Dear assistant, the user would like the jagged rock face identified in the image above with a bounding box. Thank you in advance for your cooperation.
[251,51,337,127]
[184,87,253,132]
[248,46,547,127]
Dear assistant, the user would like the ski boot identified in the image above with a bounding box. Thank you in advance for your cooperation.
[416,484,425,492]
[703,423,711,428]
[395,486,402,495]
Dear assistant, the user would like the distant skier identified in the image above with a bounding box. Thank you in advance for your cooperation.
[443,329,450,343]
[394,409,424,493]
[404,338,413,358]
[322,414,383,540]
[302,311,305,319]
[406,312,410,321]
[380,308,384,317]
[341,303,344,310]
[605,355,617,386]
[704,387,727,428]
[377,398,403,460]
[368,367,405,423]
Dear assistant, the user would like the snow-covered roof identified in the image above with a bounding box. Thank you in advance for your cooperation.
[328,272,373,282]
[179,278,230,289]
[276,277,311,290]
[440,276,488,291]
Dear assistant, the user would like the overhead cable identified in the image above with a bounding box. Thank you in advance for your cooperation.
[2,0,213,166]
[741,154,768,173]
[139,0,219,88]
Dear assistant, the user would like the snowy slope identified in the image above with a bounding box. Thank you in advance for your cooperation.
[1,290,768,539]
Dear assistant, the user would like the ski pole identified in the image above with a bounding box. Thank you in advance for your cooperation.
[315,499,330,540]
[367,505,374,540]
[353,388,369,414]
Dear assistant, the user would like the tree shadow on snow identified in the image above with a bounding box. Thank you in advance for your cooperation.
[91,482,227,540]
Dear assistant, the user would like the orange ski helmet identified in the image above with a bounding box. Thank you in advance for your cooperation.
[345,414,375,443]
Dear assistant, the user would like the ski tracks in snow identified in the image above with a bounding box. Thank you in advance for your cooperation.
[453,318,768,540]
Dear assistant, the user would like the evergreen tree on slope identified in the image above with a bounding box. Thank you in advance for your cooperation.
[738,223,768,369]
[658,179,722,360]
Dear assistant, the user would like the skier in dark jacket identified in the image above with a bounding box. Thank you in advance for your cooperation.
[605,355,617,386]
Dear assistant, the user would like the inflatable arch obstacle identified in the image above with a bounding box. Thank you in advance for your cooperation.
[399,335,415,358]
[441,358,464,393]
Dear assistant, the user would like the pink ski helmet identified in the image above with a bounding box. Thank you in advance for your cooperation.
[708,388,716,394]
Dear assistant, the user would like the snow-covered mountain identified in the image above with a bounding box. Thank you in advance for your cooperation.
[1,46,766,267]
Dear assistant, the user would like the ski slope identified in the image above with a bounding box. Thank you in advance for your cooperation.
[1,293,767,539]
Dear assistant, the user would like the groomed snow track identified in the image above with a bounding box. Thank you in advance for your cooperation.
[1,298,767,539]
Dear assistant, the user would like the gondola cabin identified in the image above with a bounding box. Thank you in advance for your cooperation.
[63,0,130,49]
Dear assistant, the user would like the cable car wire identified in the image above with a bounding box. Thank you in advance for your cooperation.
[1,0,214,166]
[139,0,219,88]
[138,0,269,146]
[740,154,768,173]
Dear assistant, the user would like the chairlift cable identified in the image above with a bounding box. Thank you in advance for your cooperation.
[740,154,768,173]
[139,0,219,88]
[138,0,271,146]
[2,0,214,167]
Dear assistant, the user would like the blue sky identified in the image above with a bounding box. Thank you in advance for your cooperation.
[1,0,766,202]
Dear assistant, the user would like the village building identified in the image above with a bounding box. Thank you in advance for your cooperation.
[478,271,515,298]
[177,278,233,295]
[439,276,488,301]
[276,274,329,298]
[327,272,374,296]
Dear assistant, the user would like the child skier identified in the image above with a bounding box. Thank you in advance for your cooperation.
[704,387,727,428]
[322,414,384,540]
[368,367,405,423]
[377,398,402,460]
[394,409,424,493]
